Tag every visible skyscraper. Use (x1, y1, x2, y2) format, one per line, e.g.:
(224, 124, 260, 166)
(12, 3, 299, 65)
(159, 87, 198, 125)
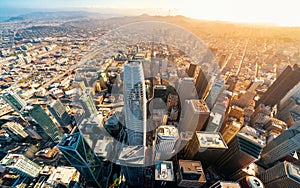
(0, 154, 41, 178)
(238, 176, 264, 188)
(57, 132, 105, 187)
(257, 64, 300, 107)
(205, 79, 224, 109)
(2, 122, 28, 141)
(195, 67, 209, 99)
(184, 132, 227, 168)
(156, 125, 179, 153)
(260, 123, 300, 167)
(177, 160, 206, 188)
(177, 77, 196, 108)
(214, 132, 265, 178)
(258, 161, 300, 188)
(155, 161, 175, 187)
(209, 181, 241, 188)
(28, 105, 63, 142)
(118, 146, 145, 187)
(187, 63, 197, 78)
(205, 112, 224, 132)
(80, 94, 97, 118)
(2, 91, 27, 116)
(153, 85, 167, 99)
(179, 100, 210, 132)
(221, 120, 242, 144)
(155, 125, 179, 160)
(47, 100, 71, 127)
(123, 61, 147, 146)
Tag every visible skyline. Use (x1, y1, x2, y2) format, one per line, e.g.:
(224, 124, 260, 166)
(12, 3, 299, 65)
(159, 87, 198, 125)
(0, 0, 300, 27)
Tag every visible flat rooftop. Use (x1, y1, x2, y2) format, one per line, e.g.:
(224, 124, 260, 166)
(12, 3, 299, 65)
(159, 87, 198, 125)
(155, 161, 174, 181)
(196, 132, 227, 149)
(179, 160, 206, 183)
(157, 125, 179, 138)
(190, 100, 209, 113)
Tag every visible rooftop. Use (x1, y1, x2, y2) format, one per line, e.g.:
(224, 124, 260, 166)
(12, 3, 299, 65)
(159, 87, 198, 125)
(118, 146, 145, 166)
(237, 132, 265, 147)
(196, 132, 227, 149)
(190, 100, 209, 113)
(45, 166, 80, 186)
(155, 161, 175, 181)
(287, 162, 300, 182)
(157, 125, 179, 138)
(179, 160, 206, 183)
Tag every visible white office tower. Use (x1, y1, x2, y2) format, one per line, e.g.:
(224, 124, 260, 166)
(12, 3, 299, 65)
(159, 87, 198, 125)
(0, 154, 42, 178)
(179, 100, 210, 133)
(205, 79, 224, 110)
(156, 125, 179, 153)
(177, 77, 196, 109)
(123, 61, 147, 146)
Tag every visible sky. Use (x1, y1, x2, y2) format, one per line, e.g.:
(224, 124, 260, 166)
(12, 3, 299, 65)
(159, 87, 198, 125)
(0, 0, 300, 26)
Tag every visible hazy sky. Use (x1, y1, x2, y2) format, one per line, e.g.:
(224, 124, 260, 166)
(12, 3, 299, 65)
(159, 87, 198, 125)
(1, 0, 299, 26)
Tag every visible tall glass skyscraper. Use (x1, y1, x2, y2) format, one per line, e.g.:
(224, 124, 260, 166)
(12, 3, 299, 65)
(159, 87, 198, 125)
(57, 132, 105, 187)
(2, 91, 27, 116)
(120, 60, 147, 188)
(123, 61, 147, 147)
(28, 105, 63, 142)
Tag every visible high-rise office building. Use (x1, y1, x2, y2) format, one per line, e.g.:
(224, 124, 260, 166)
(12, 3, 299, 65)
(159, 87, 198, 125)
(177, 77, 196, 107)
(214, 132, 265, 178)
(187, 63, 197, 78)
(177, 160, 206, 188)
(41, 166, 80, 187)
(28, 105, 63, 142)
(0, 154, 42, 178)
(175, 131, 194, 154)
(260, 123, 300, 167)
(57, 132, 105, 187)
(251, 104, 272, 126)
(280, 81, 300, 108)
(258, 161, 300, 188)
(80, 94, 97, 118)
(2, 91, 27, 116)
(156, 125, 179, 153)
(119, 60, 147, 188)
(238, 176, 264, 188)
(2, 122, 28, 141)
(205, 79, 224, 109)
(221, 120, 242, 144)
(153, 85, 167, 99)
(184, 132, 227, 168)
(118, 146, 145, 187)
(47, 100, 71, 127)
(195, 67, 209, 99)
(278, 96, 300, 126)
(155, 125, 179, 160)
(257, 64, 300, 107)
(123, 61, 147, 146)
(205, 112, 224, 132)
(262, 118, 287, 133)
(154, 161, 175, 187)
(209, 181, 241, 188)
(179, 100, 210, 132)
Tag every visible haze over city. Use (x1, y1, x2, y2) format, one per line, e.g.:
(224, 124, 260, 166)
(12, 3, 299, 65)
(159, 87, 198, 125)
(1, 0, 300, 26)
